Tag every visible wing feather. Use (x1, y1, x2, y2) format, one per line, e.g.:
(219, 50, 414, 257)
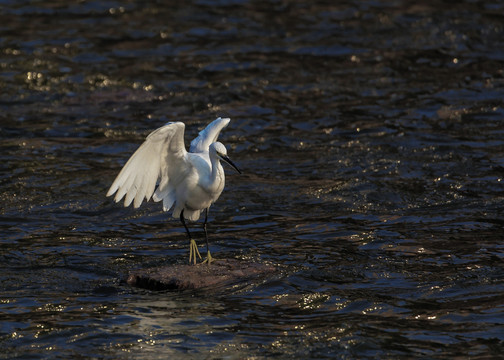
(162, 191, 176, 211)
(189, 117, 230, 153)
(107, 122, 188, 209)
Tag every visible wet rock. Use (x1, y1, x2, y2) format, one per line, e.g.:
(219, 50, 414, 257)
(127, 259, 275, 291)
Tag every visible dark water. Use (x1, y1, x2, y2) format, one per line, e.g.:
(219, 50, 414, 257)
(1, 0, 504, 358)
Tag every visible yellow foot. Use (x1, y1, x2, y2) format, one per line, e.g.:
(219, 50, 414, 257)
(200, 251, 215, 265)
(189, 239, 202, 265)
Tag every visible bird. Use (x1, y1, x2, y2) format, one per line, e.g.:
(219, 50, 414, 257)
(106, 117, 241, 265)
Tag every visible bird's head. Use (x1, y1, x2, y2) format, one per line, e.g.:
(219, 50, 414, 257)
(210, 142, 242, 174)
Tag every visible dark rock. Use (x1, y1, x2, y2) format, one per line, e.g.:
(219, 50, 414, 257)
(127, 258, 275, 291)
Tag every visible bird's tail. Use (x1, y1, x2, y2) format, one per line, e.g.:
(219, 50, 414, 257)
(173, 208, 202, 221)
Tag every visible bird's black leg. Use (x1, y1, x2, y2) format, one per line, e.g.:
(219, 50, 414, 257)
(180, 209, 201, 265)
(180, 209, 191, 239)
(201, 208, 214, 264)
(203, 208, 209, 253)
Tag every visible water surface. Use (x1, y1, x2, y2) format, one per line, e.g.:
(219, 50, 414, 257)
(1, 0, 503, 358)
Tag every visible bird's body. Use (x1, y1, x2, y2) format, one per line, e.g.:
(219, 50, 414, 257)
(107, 117, 241, 264)
(169, 143, 226, 220)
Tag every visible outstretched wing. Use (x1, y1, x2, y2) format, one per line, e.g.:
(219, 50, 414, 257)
(189, 117, 230, 153)
(107, 122, 188, 209)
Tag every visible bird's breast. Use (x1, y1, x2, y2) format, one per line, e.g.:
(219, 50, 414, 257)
(184, 184, 222, 211)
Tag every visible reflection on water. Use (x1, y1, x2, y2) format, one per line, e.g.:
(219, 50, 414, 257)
(1, 0, 504, 358)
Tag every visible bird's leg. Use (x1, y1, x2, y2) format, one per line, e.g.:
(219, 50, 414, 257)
(180, 210, 201, 265)
(201, 208, 214, 264)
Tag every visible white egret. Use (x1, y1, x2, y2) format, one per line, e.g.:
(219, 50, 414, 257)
(107, 117, 241, 265)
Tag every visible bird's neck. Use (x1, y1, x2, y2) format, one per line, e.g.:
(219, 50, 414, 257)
(205, 157, 224, 194)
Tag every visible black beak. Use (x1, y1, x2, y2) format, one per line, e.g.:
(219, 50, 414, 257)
(220, 155, 242, 174)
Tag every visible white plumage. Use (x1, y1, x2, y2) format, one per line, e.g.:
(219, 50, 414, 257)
(107, 117, 241, 264)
